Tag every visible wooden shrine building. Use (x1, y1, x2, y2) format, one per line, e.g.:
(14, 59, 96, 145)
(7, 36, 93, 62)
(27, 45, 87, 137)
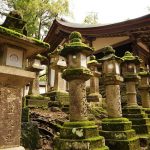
(44, 14, 150, 67)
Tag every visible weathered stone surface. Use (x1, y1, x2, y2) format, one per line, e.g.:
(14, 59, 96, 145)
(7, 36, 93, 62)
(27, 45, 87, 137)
(69, 79, 87, 121)
(0, 86, 22, 149)
(126, 82, 138, 106)
(105, 85, 122, 118)
(28, 72, 40, 95)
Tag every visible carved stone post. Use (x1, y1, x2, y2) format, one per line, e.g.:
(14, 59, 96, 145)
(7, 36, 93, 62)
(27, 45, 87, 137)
(54, 32, 109, 150)
(99, 47, 140, 150)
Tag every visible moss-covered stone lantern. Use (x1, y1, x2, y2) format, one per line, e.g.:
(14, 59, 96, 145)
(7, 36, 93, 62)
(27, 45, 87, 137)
(54, 31, 109, 150)
(46, 45, 69, 109)
(98, 46, 123, 118)
(121, 51, 150, 148)
(27, 54, 45, 96)
(99, 47, 140, 150)
(138, 67, 150, 117)
(87, 55, 102, 104)
(0, 12, 49, 150)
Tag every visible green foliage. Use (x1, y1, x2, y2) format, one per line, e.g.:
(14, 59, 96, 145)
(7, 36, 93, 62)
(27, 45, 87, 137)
(2, 0, 70, 39)
(83, 12, 98, 24)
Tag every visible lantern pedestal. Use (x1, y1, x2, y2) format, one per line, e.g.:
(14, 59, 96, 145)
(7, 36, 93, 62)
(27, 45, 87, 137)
(101, 118, 140, 150)
(47, 90, 69, 111)
(100, 76, 140, 150)
(122, 106, 150, 148)
(55, 121, 108, 150)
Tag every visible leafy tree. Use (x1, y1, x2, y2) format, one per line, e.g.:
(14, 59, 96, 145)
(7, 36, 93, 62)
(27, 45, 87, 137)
(83, 12, 98, 24)
(1, 0, 70, 39)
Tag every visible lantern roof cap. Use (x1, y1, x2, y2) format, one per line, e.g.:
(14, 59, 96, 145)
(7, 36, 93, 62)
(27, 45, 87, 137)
(87, 55, 98, 66)
(138, 67, 150, 76)
(60, 31, 94, 57)
(98, 46, 122, 63)
(122, 51, 141, 64)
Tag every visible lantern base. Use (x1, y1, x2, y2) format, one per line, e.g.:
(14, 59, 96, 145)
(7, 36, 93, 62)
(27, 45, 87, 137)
(54, 121, 109, 150)
(101, 117, 141, 150)
(46, 90, 69, 108)
(123, 106, 150, 149)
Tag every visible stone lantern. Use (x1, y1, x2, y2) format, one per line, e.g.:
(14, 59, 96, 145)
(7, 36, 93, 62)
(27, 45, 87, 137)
(54, 32, 109, 150)
(47, 46, 69, 109)
(138, 67, 150, 107)
(121, 51, 150, 148)
(99, 47, 140, 150)
(87, 55, 102, 104)
(98, 46, 123, 118)
(138, 67, 150, 117)
(27, 54, 45, 96)
(0, 14, 49, 149)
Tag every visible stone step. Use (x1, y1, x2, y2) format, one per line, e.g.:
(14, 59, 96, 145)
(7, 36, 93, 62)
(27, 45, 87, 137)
(105, 137, 140, 150)
(129, 118, 150, 125)
(132, 124, 150, 134)
(123, 113, 147, 119)
(60, 125, 99, 139)
(101, 129, 136, 140)
(55, 136, 108, 150)
(122, 107, 144, 114)
(102, 121, 132, 131)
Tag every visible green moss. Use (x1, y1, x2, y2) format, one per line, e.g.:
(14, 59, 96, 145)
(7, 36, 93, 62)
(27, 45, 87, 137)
(28, 37, 50, 48)
(0, 25, 50, 48)
(101, 46, 115, 55)
(36, 54, 48, 61)
(22, 107, 29, 122)
(21, 122, 41, 149)
(102, 117, 129, 123)
(64, 121, 95, 127)
(62, 67, 93, 81)
(122, 51, 141, 64)
(60, 31, 94, 57)
(25, 94, 44, 100)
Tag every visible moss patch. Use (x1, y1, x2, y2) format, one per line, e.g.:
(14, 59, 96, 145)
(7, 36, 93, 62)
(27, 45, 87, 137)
(0, 25, 50, 48)
(62, 67, 93, 81)
(64, 121, 95, 127)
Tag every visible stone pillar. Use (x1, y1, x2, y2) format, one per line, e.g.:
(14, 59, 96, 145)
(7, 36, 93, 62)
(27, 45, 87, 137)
(126, 81, 138, 106)
(105, 84, 122, 117)
(99, 47, 140, 150)
(53, 68, 67, 91)
(69, 79, 87, 121)
(28, 72, 40, 95)
(54, 32, 109, 150)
